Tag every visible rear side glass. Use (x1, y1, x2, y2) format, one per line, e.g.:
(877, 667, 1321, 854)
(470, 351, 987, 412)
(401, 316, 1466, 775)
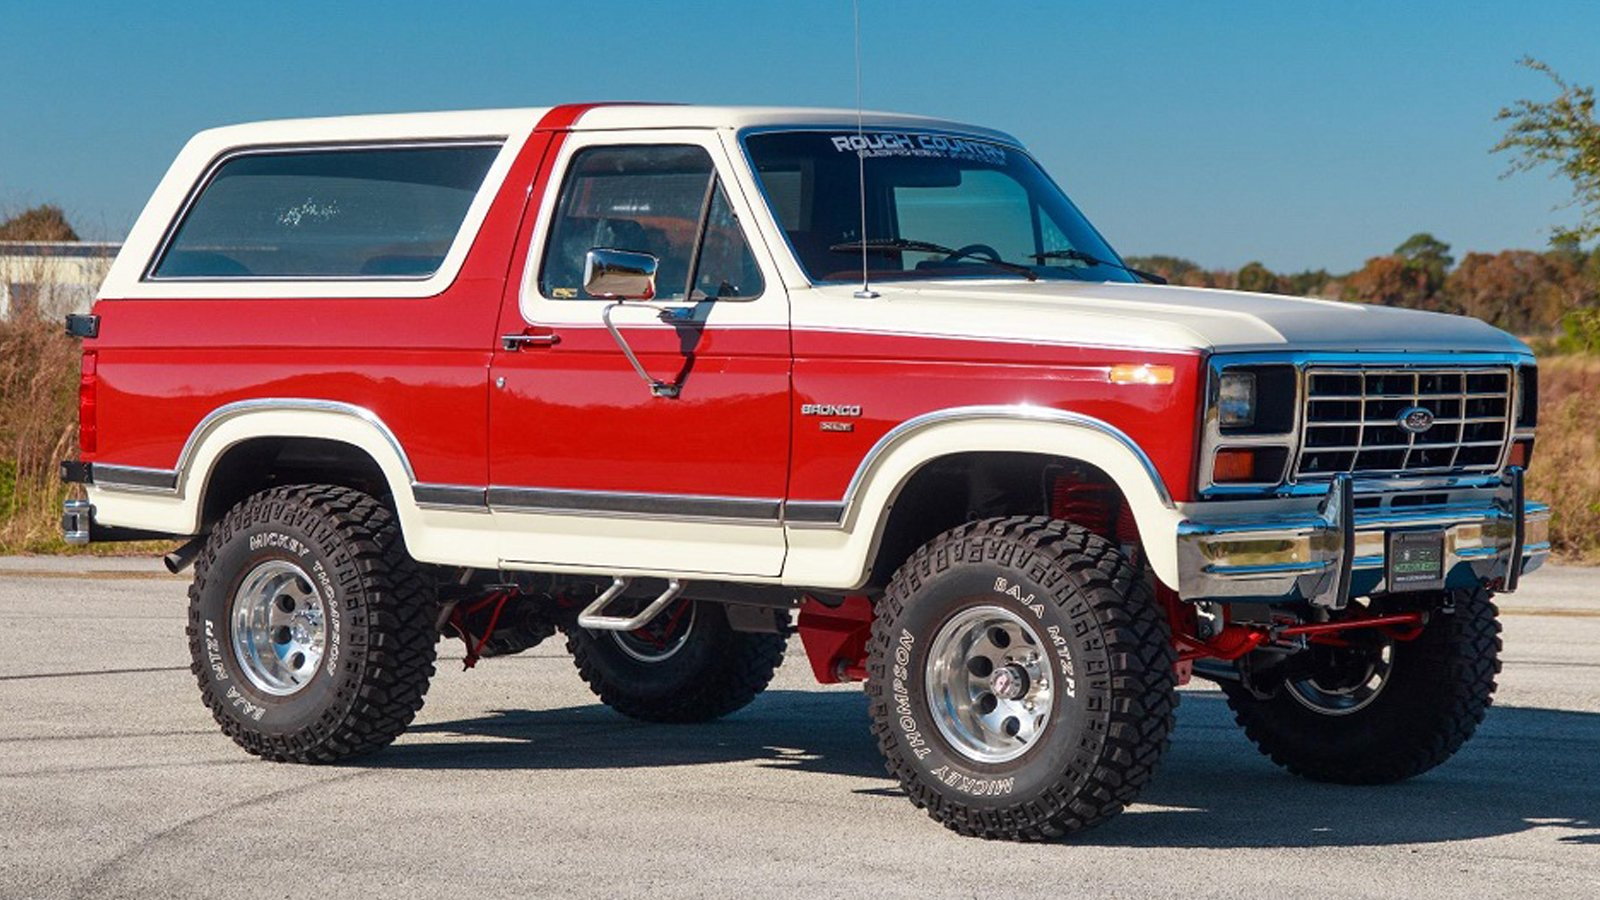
(150, 143, 501, 279)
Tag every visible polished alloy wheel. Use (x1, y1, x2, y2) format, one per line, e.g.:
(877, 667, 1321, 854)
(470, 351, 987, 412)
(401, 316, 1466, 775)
(925, 605, 1053, 763)
(230, 559, 327, 696)
(610, 599, 697, 663)
(1285, 643, 1394, 716)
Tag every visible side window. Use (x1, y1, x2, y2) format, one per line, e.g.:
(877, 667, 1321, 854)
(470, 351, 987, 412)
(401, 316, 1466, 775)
(693, 185, 764, 300)
(539, 144, 763, 301)
(151, 143, 501, 279)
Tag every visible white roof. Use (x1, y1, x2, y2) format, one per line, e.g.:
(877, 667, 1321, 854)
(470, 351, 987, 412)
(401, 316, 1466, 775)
(184, 104, 1020, 149)
(100, 104, 1023, 302)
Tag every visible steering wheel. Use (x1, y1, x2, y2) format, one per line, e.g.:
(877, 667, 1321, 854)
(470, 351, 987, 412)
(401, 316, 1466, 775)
(944, 243, 1003, 264)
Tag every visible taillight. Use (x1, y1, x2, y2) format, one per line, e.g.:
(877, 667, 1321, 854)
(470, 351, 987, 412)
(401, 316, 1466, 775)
(78, 350, 97, 457)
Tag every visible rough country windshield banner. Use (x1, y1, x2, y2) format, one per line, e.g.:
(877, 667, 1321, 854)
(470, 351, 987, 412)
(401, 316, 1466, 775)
(828, 131, 1009, 165)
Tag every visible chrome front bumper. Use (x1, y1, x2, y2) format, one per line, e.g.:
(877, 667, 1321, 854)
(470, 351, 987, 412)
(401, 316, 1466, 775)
(1176, 469, 1549, 608)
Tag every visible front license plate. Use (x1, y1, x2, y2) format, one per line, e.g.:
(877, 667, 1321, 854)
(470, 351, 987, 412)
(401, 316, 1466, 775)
(1388, 530, 1446, 592)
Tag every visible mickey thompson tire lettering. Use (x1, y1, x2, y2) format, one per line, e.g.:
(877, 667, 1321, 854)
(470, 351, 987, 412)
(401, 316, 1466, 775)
(185, 485, 437, 763)
(866, 516, 1177, 841)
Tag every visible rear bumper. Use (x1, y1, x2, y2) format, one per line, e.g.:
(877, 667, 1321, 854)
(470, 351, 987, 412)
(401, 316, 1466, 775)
(62, 499, 92, 545)
(1176, 469, 1548, 607)
(61, 499, 177, 545)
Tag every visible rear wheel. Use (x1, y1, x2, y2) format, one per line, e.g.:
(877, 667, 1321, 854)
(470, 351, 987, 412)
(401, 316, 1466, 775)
(564, 598, 788, 723)
(1221, 586, 1501, 784)
(186, 485, 437, 763)
(868, 517, 1177, 841)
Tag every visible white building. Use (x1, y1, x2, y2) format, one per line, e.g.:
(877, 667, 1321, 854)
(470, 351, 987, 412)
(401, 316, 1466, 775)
(0, 241, 119, 319)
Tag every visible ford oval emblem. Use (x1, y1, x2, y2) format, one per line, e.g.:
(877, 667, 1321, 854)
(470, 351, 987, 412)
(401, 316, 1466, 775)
(1398, 406, 1436, 434)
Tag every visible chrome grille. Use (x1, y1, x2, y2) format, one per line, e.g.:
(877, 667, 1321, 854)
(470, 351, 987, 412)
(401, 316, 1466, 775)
(1295, 367, 1512, 479)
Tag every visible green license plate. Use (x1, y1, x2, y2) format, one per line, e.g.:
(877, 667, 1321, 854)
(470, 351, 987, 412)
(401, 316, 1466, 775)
(1388, 530, 1445, 592)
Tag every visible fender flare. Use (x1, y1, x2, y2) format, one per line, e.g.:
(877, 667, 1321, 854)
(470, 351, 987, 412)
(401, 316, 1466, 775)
(783, 406, 1188, 590)
(90, 399, 426, 537)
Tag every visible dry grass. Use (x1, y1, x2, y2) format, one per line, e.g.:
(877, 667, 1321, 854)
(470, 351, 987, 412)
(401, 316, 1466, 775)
(1526, 355, 1600, 562)
(0, 250, 165, 556)
(0, 308, 80, 553)
(0, 313, 168, 556)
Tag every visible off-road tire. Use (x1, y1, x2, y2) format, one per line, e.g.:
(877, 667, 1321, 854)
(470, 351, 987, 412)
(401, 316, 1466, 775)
(565, 600, 788, 723)
(186, 485, 437, 762)
(868, 517, 1177, 841)
(1220, 585, 1501, 784)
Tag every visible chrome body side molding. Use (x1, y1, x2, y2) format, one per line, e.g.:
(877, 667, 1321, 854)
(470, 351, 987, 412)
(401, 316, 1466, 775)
(413, 484, 488, 511)
(93, 464, 181, 493)
(488, 486, 783, 523)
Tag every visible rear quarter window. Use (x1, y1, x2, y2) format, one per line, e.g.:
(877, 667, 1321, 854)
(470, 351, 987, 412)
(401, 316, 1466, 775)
(149, 143, 501, 280)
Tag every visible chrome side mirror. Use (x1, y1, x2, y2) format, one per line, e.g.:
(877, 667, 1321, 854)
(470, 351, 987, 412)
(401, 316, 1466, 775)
(583, 248, 658, 300)
(587, 247, 677, 398)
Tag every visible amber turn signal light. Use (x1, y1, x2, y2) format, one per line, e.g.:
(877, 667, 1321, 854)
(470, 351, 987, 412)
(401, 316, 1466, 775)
(1107, 364, 1175, 385)
(1509, 438, 1534, 470)
(1212, 448, 1258, 483)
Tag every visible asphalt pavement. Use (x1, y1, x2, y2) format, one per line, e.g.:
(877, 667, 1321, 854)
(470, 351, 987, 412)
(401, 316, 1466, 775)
(1, 556, 1596, 899)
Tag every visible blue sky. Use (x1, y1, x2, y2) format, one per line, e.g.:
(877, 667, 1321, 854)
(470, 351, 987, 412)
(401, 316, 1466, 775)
(2, 0, 1596, 272)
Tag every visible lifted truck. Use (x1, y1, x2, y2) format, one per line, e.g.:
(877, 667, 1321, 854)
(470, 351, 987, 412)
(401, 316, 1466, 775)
(62, 104, 1547, 840)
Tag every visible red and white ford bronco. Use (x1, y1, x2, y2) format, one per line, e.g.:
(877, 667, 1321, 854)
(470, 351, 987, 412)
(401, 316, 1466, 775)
(63, 104, 1546, 840)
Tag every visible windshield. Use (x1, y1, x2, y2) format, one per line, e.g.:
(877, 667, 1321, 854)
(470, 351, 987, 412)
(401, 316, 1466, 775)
(743, 129, 1136, 285)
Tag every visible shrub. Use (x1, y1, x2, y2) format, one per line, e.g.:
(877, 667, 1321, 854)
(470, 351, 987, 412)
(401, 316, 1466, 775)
(1526, 356, 1600, 561)
(0, 311, 80, 552)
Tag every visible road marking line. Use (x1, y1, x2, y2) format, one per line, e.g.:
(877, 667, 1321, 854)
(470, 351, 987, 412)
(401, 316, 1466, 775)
(0, 665, 189, 682)
(1498, 607, 1600, 618)
(0, 567, 178, 581)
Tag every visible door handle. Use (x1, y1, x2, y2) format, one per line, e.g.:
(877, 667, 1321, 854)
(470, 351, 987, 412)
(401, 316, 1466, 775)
(501, 329, 561, 351)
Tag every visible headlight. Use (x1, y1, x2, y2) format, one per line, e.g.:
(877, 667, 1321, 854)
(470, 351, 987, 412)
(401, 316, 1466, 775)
(1218, 371, 1256, 429)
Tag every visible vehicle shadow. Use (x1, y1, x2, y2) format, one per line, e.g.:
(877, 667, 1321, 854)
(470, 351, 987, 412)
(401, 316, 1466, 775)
(375, 688, 1600, 849)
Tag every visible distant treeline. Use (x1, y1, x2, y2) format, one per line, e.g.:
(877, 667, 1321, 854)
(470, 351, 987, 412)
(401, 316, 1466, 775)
(1127, 233, 1600, 352)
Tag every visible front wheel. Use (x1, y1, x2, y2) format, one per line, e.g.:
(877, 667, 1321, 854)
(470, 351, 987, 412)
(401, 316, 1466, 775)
(868, 517, 1177, 841)
(1221, 586, 1501, 784)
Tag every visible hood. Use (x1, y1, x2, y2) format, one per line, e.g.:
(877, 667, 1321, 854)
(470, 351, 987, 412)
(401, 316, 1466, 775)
(807, 279, 1530, 357)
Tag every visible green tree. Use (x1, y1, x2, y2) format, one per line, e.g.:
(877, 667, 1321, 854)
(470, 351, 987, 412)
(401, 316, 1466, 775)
(1557, 307, 1600, 354)
(1283, 269, 1334, 297)
(1235, 260, 1279, 294)
(1494, 58, 1600, 244)
(1395, 232, 1454, 291)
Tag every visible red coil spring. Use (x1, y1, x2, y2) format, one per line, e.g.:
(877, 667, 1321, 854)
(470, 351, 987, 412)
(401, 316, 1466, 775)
(1051, 476, 1139, 545)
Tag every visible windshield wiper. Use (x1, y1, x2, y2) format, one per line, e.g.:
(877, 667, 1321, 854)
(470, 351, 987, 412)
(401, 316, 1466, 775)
(830, 238, 1037, 281)
(1031, 248, 1167, 285)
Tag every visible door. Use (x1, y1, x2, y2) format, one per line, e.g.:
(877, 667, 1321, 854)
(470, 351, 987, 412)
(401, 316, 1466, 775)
(489, 130, 792, 577)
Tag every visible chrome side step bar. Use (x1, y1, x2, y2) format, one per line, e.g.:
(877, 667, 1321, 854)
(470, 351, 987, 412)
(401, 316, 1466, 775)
(577, 577, 686, 631)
